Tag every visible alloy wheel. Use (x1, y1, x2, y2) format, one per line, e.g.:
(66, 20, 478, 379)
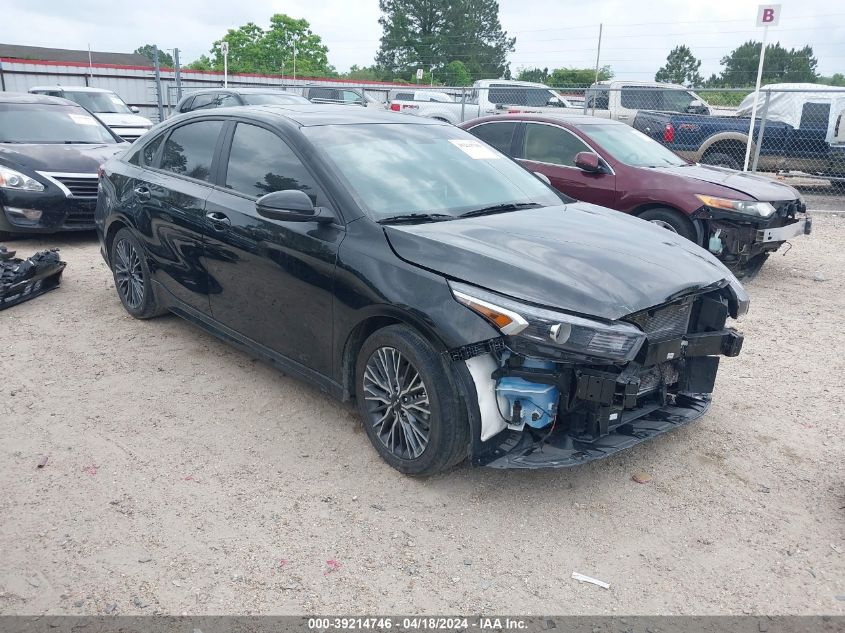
(113, 238, 144, 310)
(362, 346, 431, 460)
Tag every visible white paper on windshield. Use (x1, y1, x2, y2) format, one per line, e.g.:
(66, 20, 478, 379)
(109, 96, 124, 106)
(449, 139, 500, 159)
(68, 113, 98, 126)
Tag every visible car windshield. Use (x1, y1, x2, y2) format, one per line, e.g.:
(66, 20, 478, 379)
(303, 123, 562, 220)
(581, 124, 687, 168)
(63, 91, 132, 114)
(243, 93, 310, 105)
(0, 103, 118, 144)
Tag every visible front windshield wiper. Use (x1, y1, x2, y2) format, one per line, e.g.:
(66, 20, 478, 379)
(458, 202, 542, 219)
(377, 213, 455, 225)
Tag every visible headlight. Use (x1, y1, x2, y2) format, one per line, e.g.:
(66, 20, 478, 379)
(450, 281, 646, 362)
(0, 166, 45, 192)
(695, 194, 775, 218)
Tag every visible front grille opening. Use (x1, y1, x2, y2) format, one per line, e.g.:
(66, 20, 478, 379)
(50, 175, 99, 199)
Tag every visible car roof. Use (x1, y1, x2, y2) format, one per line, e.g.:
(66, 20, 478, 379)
(474, 79, 551, 88)
(0, 91, 80, 106)
(180, 103, 443, 127)
(465, 113, 625, 127)
(29, 86, 115, 93)
(187, 87, 306, 95)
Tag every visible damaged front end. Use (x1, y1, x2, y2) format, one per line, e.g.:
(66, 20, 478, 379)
(0, 245, 66, 310)
(449, 279, 746, 469)
(693, 197, 811, 277)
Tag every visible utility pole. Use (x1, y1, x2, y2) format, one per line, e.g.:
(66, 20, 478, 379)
(173, 48, 183, 101)
(293, 44, 297, 80)
(593, 24, 603, 85)
(0, 58, 5, 92)
(221, 41, 229, 88)
(153, 45, 164, 122)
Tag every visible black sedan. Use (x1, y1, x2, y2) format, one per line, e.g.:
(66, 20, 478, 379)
(174, 88, 311, 115)
(96, 104, 747, 475)
(0, 93, 127, 239)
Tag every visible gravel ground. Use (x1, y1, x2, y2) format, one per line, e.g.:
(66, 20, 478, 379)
(1, 217, 843, 616)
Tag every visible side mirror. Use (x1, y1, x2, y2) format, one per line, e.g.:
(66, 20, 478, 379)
(130, 106, 140, 113)
(686, 99, 707, 114)
(533, 172, 552, 186)
(574, 152, 603, 173)
(255, 190, 332, 223)
(547, 97, 562, 107)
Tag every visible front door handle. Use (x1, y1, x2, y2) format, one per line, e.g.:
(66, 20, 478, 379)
(206, 211, 231, 229)
(134, 185, 151, 201)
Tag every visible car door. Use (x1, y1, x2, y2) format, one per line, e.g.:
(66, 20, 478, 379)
(517, 122, 616, 207)
(202, 121, 344, 376)
(130, 119, 225, 313)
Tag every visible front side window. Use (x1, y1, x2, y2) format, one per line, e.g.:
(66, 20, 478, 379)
(469, 122, 517, 154)
(661, 90, 697, 113)
(303, 123, 560, 220)
(522, 123, 591, 167)
(0, 103, 117, 144)
(160, 120, 224, 181)
(224, 123, 325, 205)
(342, 90, 363, 104)
(586, 89, 610, 110)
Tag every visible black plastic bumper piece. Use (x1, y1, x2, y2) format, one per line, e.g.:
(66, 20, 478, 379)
(0, 247, 66, 310)
(475, 394, 710, 469)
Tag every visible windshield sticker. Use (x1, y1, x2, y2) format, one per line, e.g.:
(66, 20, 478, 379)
(449, 139, 501, 159)
(68, 113, 98, 126)
(109, 96, 124, 106)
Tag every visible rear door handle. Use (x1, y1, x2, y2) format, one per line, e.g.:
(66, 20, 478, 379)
(206, 211, 231, 229)
(134, 185, 151, 201)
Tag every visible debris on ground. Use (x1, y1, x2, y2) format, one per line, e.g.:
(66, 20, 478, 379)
(632, 472, 653, 484)
(0, 246, 66, 311)
(325, 560, 341, 575)
(571, 572, 610, 589)
(36, 456, 49, 469)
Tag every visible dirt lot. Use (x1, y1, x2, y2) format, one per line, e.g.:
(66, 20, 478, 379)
(1, 216, 843, 616)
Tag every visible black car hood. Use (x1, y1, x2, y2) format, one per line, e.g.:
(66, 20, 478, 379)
(655, 163, 799, 202)
(0, 143, 127, 173)
(384, 203, 732, 321)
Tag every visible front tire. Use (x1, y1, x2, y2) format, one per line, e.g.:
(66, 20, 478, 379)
(355, 325, 469, 476)
(110, 228, 166, 319)
(638, 207, 697, 243)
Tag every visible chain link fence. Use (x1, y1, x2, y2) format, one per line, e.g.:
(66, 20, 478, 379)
(159, 81, 845, 209)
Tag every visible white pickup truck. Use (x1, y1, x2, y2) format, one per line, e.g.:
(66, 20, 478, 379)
(388, 79, 577, 125)
(583, 80, 715, 124)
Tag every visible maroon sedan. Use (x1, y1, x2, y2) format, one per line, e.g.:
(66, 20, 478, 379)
(461, 114, 811, 273)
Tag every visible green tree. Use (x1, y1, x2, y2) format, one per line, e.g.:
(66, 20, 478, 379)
(547, 66, 612, 87)
(655, 45, 703, 86)
(196, 14, 334, 77)
(134, 45, 174, 68)
(441, 60, 472, 86)
(819, 73, 845, 86)
(516, 67, 549, 83)
(376, 0, 515, 81)
(719, 41, 819, 86)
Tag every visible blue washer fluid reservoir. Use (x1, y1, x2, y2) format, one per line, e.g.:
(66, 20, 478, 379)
(495, 359, 558, 429)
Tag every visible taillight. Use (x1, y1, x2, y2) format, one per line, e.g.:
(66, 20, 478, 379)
(390, 103, 401, 112)
(663, 123, 675, 143)
(97, 164, 105, 179)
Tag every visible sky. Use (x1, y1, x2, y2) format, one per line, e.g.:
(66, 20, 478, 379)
(1, 0, 843, 81)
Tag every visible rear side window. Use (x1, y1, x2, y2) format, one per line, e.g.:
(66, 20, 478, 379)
(189, 93, 216, 111)
(128, 132, 165, 167)
(308, 88, 339, 101)
(469, 122, 517, 154)
(586, 89, 610, 109)
(621, 88, 657, 110)
(800, 102, 830, 128)
(216, 93, 240, 107)
(160, 120, 224, 182)
(224, 123, 327, 206)
(394, 92, 413, 101)
(522, 123, 591, 167)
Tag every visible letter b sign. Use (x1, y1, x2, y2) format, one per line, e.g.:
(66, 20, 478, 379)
(756, 4, 781, 26)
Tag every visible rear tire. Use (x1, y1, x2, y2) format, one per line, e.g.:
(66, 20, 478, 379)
(637, 207, 697, 243)
(701, 151, 741, 171)
(109, 227, 166, 319)
(355, 324, 469, 476)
